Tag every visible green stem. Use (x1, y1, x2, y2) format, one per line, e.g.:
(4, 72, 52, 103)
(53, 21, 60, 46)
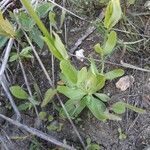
(20, 0, 53, 41)
(101, 57, 105, 74)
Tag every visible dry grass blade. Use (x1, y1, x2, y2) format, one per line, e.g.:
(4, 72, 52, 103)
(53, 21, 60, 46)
(0, 114, 76, 150)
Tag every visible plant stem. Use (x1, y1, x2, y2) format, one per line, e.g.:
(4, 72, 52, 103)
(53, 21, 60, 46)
(20, 0, 53, 41)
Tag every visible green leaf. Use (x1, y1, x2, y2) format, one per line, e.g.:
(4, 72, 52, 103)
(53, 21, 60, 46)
(9, 53, 19, 62)
(49, 12, 57, 28)
(60, 10, 66, 28)
(86, 96, 108, 121)
(36, 2, 54, 18)
(18, 102, 31, 111)
(105, 69, 124, 80)
(104, 0, 122, 29)
(90, 59, 99, 75)
(10, 85, 29, 99)
(60, 98, 86, 118)
(103, 31, 117, 55)
(124, 103, 146, 114)
(41, 88, 57, 107)
(29, 26, 44, 49)
(60, 60, 77, 84)
(77, 67, 87, 86)
(95, 74, 106, 91)
(57, 86, 86, 100)
(112, 102, 126, 114)
(94, 43, 103, 56)
(0, 12, 16, 38)
(53, 32, 69, 60)
(0, 36, 8, 48)
(39, 111, 47, 121)
(42, 36, 63, 60)
(17, 11, 35, 31)
(127, 0, 136, 5)
(94, 93, 110, 102)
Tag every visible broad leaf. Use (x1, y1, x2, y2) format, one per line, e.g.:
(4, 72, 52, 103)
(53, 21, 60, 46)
(41, 88, 57, 107)
(9, 53, 19, 62)
(103, 31, 117, 56)
(95, 74, 106, 91)
(105, 69, 124, 80)
(57, 86, 86, 100)
(94, 43, 103, 56)
(0, 12, 15, 38)
(86, 96, 108, 121)
(104, 0, 122, 29)
(10, 85, 29, 99)
(29, 26, 44, 49)
(60, 98, 86, 118)
(36, 2, 54, 18)
(17, 11, 35, 31)
(94, 93, 110, 102)
(112, 102, 126, 114)
(60, 60, 77, 84)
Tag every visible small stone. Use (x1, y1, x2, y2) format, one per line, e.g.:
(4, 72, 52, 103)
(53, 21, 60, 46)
(116, 75, 135, 91)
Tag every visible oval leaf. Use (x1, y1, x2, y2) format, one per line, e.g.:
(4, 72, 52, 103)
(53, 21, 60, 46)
(10, 85, 29, 99)
(105, 69, 124, 80)
(94, 93, 110, 102)
(60, 60, 77, 84)
(86, 96, 108, 121)
(112, 102, 126, 114)
(57, 86, 86, 100)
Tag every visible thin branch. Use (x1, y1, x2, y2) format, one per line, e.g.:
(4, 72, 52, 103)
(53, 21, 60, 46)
(47, 0, 89, 22)
(0, 114, 75, 150)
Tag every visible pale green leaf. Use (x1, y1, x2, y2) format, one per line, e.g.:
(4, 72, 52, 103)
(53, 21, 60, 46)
(105, 69, 124, 80)
(60, 98, 86, 118)
(94, 93, 110, 102)
(86, 96, 108, 121)
(77, 67, 87, 85)
(42, 36, 63, 60)
(94, 43, 103, 56)
(104, 0, 122, 29)
(9, 53, 19, 62)
(103, 31, 117, 55)
(57, 86, 86, 100)
(60, 60, 77, 84)
(53, 32, 69, 60)
(41, 88, 57, 107)
(112, 102, 126, 114)
(39, 111, 47, 121)
(0, 12, 16, 38)
(10, 85, 29, 99)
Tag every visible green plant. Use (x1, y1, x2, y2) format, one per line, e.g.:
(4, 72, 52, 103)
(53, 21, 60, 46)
(9, 46, 33, 62)
(20, 0, 145, 122)
(86, 138, 100, 150)
(118, 128, 127, 140)
(10, 85, 40, 111)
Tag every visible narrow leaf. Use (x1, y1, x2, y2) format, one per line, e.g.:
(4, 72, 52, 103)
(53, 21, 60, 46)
(94, 93, 110, 102)
(105, 69, 124, 80)
(103, 31, 117, 55)
(41, 88, 57, 107)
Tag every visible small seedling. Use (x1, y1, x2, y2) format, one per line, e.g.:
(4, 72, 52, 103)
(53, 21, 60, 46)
(86, 137, 100, 150)
(118, 128, 127, 140)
